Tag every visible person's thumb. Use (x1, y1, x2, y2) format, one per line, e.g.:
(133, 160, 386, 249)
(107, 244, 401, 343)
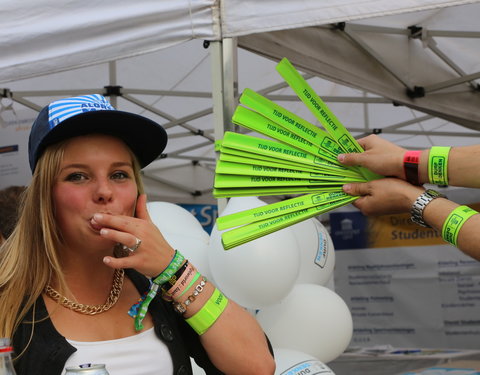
(337, 153, 363, 167)
(343, 182, 370, 197)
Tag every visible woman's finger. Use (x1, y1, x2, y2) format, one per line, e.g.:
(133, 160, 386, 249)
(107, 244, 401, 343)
(92, 212, 140, 234)
(135, 194, 151, 221)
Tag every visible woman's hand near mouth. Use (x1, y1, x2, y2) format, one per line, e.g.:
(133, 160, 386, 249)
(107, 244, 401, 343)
(94, 194, 176, 278)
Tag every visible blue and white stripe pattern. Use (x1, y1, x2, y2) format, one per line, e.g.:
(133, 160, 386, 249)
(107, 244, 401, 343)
(47, 94, 115, 129)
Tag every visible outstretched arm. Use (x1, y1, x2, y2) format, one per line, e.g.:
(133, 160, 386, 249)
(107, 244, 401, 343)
(343, 177, 480, 261)
(338, 134, 480, 188)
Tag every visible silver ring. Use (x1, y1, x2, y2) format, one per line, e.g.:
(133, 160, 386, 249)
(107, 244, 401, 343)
(123, 237, 142, 252)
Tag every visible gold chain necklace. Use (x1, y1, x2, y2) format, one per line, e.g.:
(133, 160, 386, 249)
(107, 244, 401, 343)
(44, 268, 124, 315)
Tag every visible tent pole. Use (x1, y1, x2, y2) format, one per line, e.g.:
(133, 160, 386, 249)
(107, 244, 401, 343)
(108, 61, 118, 107)
(210, 38, 238, 213)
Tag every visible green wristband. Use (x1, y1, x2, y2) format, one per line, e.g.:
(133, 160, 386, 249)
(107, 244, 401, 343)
(153, 250, 185, 285)
(442, 205, 477, 246)
(178, 271, 201, 297)
(185, 288, 228, 335)
(428, 146, 451, 185)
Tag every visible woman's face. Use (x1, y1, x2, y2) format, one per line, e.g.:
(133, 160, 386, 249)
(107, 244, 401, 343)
(53, 134, 138, 249)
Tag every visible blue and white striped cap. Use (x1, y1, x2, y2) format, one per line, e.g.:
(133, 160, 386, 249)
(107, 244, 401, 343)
(28, 94, 167, 172)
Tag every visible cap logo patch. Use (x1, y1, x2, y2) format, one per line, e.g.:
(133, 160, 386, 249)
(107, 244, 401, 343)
(48, 94, 115, 128)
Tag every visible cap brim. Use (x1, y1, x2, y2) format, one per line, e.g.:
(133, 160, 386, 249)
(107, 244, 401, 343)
(35, 110, 167, 169)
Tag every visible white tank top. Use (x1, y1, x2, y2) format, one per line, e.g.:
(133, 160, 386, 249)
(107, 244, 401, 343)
(63, 327, 173, 375)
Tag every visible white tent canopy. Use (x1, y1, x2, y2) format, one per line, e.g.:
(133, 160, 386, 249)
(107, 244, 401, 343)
(238, 5, 480, 129)
(1, 0, 480, 203)
(1, 0, 476, 83)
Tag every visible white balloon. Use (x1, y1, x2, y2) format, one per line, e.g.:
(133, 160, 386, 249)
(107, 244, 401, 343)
(147, 201, 209, 241)
(147, 201, 211, 279)
(256, 284, 353, 363)
(291, 218, 335, 286)
(219, 196, 268, 216)
(208, 197, 301, 309)
(274, 348, 336, 375)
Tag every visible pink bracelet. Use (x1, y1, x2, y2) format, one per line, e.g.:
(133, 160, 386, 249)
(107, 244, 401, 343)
(404, 150, 421, 185)
(162, 263, 197, 301)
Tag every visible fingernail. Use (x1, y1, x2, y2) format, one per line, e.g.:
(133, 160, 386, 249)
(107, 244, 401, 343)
(100, 228, 109, 235)
(343, 184, 351, 192)
(103, 257, 111, 264)
(337, 154, 345, 162)
(94, 213, 103, 221)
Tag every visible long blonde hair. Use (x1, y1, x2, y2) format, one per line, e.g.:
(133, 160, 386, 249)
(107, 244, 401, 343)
(0, 137, 144, 340)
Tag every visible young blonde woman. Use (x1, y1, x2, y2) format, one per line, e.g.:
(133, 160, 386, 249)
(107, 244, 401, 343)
(1, 95, 275, 375)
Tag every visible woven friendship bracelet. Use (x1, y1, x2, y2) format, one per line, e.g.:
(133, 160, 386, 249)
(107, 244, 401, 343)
(186, 288, 229, 335)
(153, 250, 185, 285)
(161, 260, 189, 290)
(428, 146, 451, 186)
(442, 205, 478, 246)
(404, 150, 421, 185)
(134, 282, 159, 331)
(133, 250, 185, 331)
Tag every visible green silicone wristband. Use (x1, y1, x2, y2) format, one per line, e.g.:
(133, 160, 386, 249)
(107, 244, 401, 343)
(178, 271, 201, 297)
(185, 288, 228, 335)
(428, 146, 451, 185)
(442, 205, 477, 246)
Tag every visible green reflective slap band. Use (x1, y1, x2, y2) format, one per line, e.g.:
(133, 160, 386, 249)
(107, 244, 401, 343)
(219, 147, 355, 176)
(276, 58, 382, 182)
(221, 196, 357, 250)
(213, 185, 343, 198)
(215, 160, 365, 182)
(220, 145, 314, 170)
(442, 205, 477, 246)
(221, 132, 343, 170)
(217, 191, 351, 230)
(214, 173, 364, 189)
(428, 146, 451, 186)
(239, 88, 343, 157)
(220, 145, 318, 172)
(233, 106, 340, 164)
(219, 151, 352, 177)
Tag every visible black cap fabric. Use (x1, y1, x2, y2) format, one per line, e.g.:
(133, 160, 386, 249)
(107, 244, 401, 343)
(28, 94, 167, 172)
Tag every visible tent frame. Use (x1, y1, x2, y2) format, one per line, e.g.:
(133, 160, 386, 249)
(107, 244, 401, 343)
(2, 22, 480, 200)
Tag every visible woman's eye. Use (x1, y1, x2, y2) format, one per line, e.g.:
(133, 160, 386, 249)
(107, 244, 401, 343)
(111, 171, 129, 180)
(66, 173, 86, 182)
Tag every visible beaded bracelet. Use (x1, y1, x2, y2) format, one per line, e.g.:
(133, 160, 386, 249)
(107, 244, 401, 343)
(172, 276, 207, 315)
(428, 146, 451, 186)
(186, 288, 229, 335)
(442, 205, 478, 246)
